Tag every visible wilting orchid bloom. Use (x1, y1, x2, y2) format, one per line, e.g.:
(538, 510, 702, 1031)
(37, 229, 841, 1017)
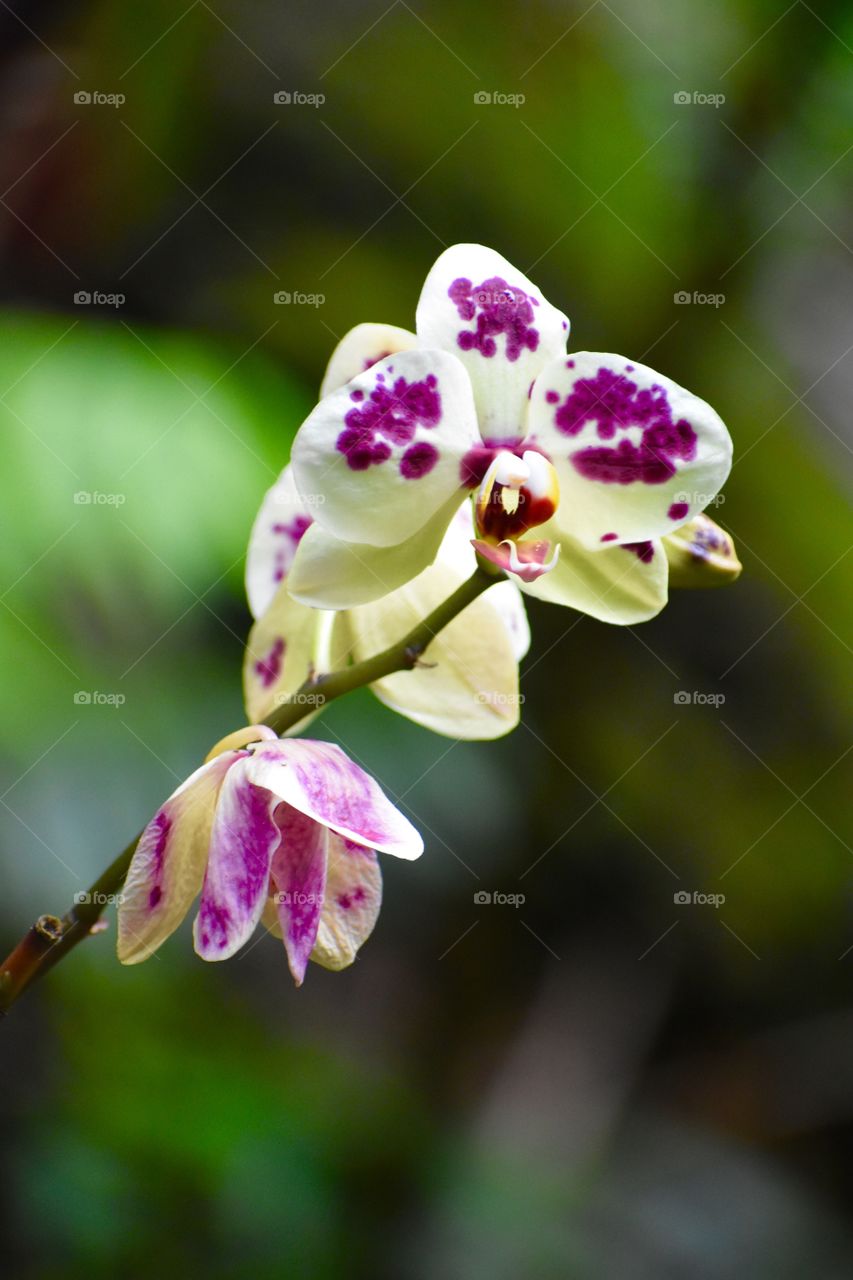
(117, 726, 422, 985)
(245, 466, 529, 738)
(287, 244, 734, 625)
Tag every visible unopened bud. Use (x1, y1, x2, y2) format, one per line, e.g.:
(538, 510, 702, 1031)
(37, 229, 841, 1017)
(664, 514, 742, 587)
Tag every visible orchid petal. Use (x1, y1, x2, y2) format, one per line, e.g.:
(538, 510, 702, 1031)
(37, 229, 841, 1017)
(243, 581, 338, 727)
(320, 322, 418, 398)
(193, 759, 281, 960)
(270, 805, 327, 985)
(311, 836, 382, 972)
(291, 348, 478, 548)
(245, 465, 314, 620)
(520, 517, 669, 624)
(345, 560, 523, 739)
(246, 740, 423, 859)
(416, 243, 569, 439)
(118, 754, 234, 963)
(528, 353, 732, 547)
(287, 492, 466, 609)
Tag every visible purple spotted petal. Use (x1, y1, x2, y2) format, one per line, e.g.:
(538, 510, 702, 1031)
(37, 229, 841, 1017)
(311, 835, 382, 972)
(193, 759, 281, 961)
(528, 353, 732, 548)
(246, 739, 423, 859)
(270, 805, 327, 985)
(117, 753, 234, 964)
(245, 465, 314, 619)
(416, 244, 569, 439)
(291, 347, 479, 549)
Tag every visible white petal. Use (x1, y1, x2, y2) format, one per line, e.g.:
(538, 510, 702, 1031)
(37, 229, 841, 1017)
(287, 492, 466, 609)
(320, 322, 418, 397)
(245, 465, 314, 619)
(521, 517, 669, 625)
(528, 353, 733, 548)
(348, 560, 524, 740)
(416, 243, 569, 439)
(291, 348, 478, 548)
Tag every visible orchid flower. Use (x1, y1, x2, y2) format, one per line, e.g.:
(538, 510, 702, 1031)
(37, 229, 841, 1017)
(117, 726, 422, 985)
(285, 244, 734, 625)
(663, 512, 742, 586)
(245, 428, 530, 736)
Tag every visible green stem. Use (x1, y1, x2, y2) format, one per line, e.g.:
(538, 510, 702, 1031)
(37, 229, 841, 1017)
(0, 565, 497, 1016)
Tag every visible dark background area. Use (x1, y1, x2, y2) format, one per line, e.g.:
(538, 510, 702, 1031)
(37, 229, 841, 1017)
(0, 1, 851, 1276)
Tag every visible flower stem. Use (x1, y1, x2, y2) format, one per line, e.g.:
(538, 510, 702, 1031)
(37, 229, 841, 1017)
(0, 564, 498, 1015)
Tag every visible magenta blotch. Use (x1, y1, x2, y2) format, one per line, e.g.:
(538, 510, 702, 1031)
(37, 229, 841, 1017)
(448, 275, 540, 361)
(668, 501, 689, 520)
(254, 636, 285, 689)
(337, 373, 442, 473)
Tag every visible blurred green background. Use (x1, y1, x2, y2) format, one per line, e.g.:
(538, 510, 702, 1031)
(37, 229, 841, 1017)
(1, 1, 851, 1276)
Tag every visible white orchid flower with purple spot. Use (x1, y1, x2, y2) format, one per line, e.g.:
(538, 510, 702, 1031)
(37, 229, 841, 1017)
(286, 244, 733, 625)
(117, 726, 422, 985)
(244, 465, 529, 739)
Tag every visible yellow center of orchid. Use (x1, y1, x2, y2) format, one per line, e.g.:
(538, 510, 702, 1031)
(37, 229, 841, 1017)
(474, 450, 560, 545)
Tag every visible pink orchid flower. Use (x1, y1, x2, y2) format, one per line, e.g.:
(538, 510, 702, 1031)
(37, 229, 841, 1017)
(117, 727, 422, 985)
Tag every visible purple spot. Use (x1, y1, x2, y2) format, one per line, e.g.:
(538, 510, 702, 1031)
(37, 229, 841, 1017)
(546, 390, 559, 404)
(668, 501, 689, 521)
(254, 636, 285, 688)
(148, 885, 162, 909)
(270, 515, 312, 585)
(600, 532, 618, 542)
(562, 320, 569, 330)
(350, 389, 364, 401)
(447, 275, 540, 361)
(553, 366, 697, 485)
(460, 445, 497, 488)
(362, 351, 391, 371)
(337, 373, 442, 472)
(400, 441, 439, 479)
(337, 893, 352, 910)
(622, 541, 655, 564)
(566, 359, 575, 368)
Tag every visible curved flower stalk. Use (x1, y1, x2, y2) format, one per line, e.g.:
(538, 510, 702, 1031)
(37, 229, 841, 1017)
(286, 243, 735, 625)
(245, 466, 529, 739)
(117, 726, 422, 985)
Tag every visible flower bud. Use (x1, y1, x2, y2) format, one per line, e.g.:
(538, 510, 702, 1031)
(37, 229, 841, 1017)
(664, 514, 742, 588)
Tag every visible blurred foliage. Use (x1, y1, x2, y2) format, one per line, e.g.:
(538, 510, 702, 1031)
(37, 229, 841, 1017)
(0, 0, 851, 1277)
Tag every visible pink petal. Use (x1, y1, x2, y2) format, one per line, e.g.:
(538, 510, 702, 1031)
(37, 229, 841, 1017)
(270, 805, 327, 986)
(193, 759, 281, 961)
